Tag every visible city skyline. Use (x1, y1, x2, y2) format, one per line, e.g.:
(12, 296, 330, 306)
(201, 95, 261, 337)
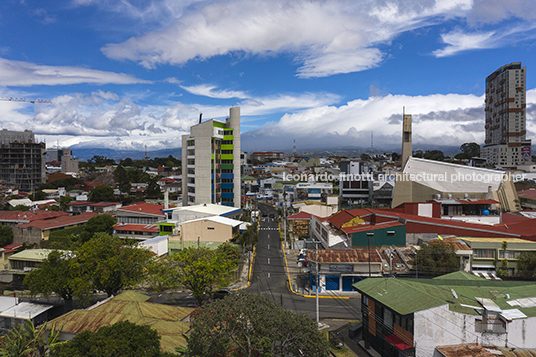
(1, 0, 536, 152)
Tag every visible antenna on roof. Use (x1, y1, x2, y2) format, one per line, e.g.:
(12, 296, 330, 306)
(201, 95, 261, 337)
(199, 113, 203, 124)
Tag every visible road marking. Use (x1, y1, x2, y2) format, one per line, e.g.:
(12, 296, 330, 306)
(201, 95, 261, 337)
(267, 244, 270, 250)
(268, 272, 271, 278)
(268, 258, 270, 264)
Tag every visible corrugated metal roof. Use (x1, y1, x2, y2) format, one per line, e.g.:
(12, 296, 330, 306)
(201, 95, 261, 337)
(353, 272, 536, 317)
(48, 291, 193, 354)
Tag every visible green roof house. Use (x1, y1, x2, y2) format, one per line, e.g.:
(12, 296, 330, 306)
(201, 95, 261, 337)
(353, 272, 536, 357)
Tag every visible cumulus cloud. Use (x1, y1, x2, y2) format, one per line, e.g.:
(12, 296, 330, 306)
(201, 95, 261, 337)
(242, 92, 489, 150)
(95, 0, 536, 76)
(101, 0, 471, 77)
(0, 57, 150, 86)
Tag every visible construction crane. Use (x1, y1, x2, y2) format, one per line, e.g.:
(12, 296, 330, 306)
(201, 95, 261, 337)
(0, 97, 52, 104)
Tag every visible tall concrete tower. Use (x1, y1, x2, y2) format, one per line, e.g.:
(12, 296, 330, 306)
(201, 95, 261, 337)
(401, 113, 412, 169)
(181, 107, 241, 207)
(481, 62, 530, 168)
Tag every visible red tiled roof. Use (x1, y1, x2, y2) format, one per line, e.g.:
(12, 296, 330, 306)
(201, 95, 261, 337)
(287, 211, 312, 220)
(328, 210, 359, 229)
(89, 202, 119, 207)
(17, 212, 99, 230)
(501, 213, 533, 224)
(67, 201, 92, 206)
(367, 208, 536, 241)
(3, 243, 22, 253)
(0, 210, 69, 223)
(341, 221, 404, 234)
(118, 202, 165, 217)
(113, 223, 159, 233)
(518, 189, 536, 200)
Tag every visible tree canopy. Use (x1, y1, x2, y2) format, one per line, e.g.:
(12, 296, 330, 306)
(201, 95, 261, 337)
(186, 292, 330, 357)
(88, 185, 115, 203)
(516, 252, 536, 278)
(414, 242, 459, 276)
(0, 225, 13, 247)
(79, 214, 116, 243)
(24, 234, 153, 305)
(170, 246, 236, 304)
(50, 321, 171, 357)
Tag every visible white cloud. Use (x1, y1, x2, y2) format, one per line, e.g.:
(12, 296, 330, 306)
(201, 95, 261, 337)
(180, 84, 249, 99)
(242, 91, 491, 150)
(433, 30, 495, 57)
(0, 57, 150, 86)
(433, 21, 536, 57)
(101, 0, 472, 77)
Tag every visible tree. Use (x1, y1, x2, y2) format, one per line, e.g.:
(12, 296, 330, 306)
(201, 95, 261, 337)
(113, 165, 131, 197)
(423, 150, 445, 161)
(460, 142, 481, 159)
(516, 252, 536, 278)
(414, 242, 459, 276)
(88, 185, 115, 203)
(79, 214, 116, 243)
(0, 225, 13, 247)
(50, 321, 170, 357)
(170, 247, 235, 304)
(25, 234, 152, 305)
(59, 196, 73, 211)
(186, 292, 330, 357)
(24, 251, 77, 302)
(391, 152, 400, 162)
(76, 233, 153, 297)
(0, 319, 61, 357)
(216, 242, 241, 266)
(145, 176, 162, 199)
(145, 257, 178, 294)
(360, 153, 371, 162)
(11, 205, 29, 211)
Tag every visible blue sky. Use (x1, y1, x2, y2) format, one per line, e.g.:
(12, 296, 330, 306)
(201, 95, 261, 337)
(1, 0, 536, 153)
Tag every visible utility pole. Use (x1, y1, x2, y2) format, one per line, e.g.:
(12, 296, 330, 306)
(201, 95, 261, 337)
(366, 232, 374, 277)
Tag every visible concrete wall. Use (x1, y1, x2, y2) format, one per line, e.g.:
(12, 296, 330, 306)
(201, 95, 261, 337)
(180, 219, 236, 242)
(415, 304, 536, 357)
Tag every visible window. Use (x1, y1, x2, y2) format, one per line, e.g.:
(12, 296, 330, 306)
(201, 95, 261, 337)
(474, 249, 494, 258)
(207, 227, 215, 230)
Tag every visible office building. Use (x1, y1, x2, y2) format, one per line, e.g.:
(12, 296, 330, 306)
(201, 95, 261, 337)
(481, 62, 531, 168)
(182, 107, 241, 207)
(46, 148, 79, 173)
(0, 129, 46, 192)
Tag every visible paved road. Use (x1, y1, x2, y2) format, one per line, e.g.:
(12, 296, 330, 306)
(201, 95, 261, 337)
(246, 202, 362, 321)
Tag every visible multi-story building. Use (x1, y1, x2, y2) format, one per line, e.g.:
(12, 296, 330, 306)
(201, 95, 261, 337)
(0, 129, 46, 192)
(181, 107, 241, 207)
(250, 151, 284, 162)
(339, 160, 373, 209)
(481, 62, 531, 168)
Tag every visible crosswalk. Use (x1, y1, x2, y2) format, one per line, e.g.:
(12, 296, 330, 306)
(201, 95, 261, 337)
(259, 227, 279, 231)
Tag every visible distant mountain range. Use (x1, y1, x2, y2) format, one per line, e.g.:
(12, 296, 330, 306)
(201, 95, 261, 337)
(69, 144, 465, 162)
(71, 147, 182, 161)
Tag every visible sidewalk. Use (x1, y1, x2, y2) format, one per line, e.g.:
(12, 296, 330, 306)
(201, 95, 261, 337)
(228, 248, 254, 290)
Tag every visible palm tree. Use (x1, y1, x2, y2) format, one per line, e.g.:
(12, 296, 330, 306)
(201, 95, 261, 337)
(0, 319, 62, 357)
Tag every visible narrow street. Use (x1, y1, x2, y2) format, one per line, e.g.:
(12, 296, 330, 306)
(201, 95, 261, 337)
(245, 202, 362, 321)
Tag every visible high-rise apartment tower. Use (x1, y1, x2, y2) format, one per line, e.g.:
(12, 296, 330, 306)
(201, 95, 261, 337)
(182, 107, 241, 207)
(0, 129, 46, 192)
(481, 62, 531, 168)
